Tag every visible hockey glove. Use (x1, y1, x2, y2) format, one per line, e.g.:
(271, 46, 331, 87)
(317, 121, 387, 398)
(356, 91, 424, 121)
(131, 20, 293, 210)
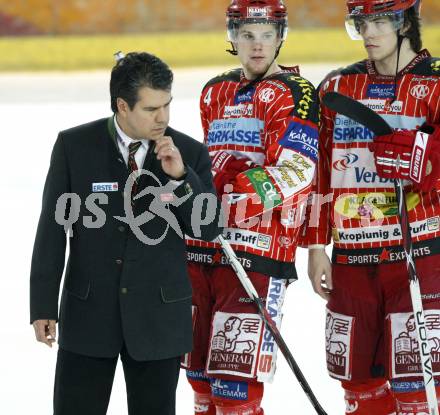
(211, 151, 255, 196)
(369, 124, 440, 192)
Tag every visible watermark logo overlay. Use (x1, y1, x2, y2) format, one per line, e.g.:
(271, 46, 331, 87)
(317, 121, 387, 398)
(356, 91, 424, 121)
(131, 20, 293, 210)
(114, 170, 190, 245)
(54, 169, 428, 245)
(55, 169, 221, 245)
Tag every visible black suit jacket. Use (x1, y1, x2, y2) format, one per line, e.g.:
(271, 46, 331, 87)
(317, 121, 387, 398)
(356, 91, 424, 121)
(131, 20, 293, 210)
(30, 117, 222, 360)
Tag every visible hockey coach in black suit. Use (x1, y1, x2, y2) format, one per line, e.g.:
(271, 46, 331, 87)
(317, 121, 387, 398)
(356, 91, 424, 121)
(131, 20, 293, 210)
(29, 52, 223, 415)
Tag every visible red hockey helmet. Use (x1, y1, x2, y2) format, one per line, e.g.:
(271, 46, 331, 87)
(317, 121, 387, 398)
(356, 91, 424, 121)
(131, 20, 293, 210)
(226, 0, 288, 42)
(345, 0, 420, 40)
(346, 0, 418, 15)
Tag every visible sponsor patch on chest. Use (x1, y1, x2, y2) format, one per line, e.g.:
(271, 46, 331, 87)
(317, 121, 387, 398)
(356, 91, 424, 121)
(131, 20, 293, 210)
(223, 104, 253, 118)
(234, 87, 256, 104)
(207, 118, 264, 147)
(92, 182, 119, 192)
(367, 84, 396, 99)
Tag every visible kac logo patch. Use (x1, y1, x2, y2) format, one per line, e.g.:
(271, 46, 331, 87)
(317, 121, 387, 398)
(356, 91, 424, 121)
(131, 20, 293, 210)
(258, 88, 275, 103)
(410, 84, 430, 100)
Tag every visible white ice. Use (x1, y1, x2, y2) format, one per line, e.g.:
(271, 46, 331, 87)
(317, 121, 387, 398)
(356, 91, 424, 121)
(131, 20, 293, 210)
(0, 64, 346, 414)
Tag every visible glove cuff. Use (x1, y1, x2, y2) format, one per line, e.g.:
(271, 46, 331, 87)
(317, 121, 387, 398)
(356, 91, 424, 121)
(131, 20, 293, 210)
(410, 130, 431, 183)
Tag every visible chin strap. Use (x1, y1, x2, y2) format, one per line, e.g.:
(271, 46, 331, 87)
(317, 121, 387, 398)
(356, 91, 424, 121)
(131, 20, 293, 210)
(274, 41, 283, 60)
(226, 42, 238, 56)
(391, 33, 404, 104)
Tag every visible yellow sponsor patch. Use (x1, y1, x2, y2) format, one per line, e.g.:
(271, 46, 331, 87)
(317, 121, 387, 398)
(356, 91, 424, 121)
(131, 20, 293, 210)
(431, 60, 440, 73)
(334, 191, 420, 220)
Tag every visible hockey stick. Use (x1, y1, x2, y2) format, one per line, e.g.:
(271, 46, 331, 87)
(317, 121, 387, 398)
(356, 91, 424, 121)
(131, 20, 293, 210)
(322, 91, 439, 415)
(217, 235, 328, 415)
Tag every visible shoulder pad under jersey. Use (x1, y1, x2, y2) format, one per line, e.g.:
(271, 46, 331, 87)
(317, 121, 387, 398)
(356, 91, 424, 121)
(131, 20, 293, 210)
(319, 61, 366, 86)
(269, 72, 319, 123)
(410, 56, 440, 76)
(339, 60, 368, 76)
(430, 58, 440, 75)
(203, 68, 241, 89)
(318, 61, 367, 94)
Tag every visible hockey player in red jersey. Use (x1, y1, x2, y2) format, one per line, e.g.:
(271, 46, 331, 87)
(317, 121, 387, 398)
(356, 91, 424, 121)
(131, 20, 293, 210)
(183, 1, 319, 414)
(304, 0, 440, 414)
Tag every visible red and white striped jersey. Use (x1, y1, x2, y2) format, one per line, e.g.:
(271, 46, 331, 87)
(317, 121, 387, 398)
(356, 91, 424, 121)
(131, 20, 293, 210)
(303, 50, 440, 265)
(186, 67, 319, 278)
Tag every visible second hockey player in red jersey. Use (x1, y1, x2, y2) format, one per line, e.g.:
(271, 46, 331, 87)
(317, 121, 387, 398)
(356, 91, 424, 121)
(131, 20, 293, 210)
(184, 1, 319, 414)
(304, 0, 440, 414)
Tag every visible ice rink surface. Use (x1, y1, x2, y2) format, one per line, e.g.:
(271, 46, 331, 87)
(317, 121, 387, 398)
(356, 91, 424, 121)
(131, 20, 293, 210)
(0, 64, 346, 414)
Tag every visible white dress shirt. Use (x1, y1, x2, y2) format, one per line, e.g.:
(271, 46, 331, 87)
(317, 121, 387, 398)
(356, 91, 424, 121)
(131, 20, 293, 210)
(113, 116, 183, 185)
(114, 116, 149, 174)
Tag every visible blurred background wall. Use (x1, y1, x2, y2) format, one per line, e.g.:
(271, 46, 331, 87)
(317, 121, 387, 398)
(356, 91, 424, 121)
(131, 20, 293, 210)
(2, 0, 439, 36)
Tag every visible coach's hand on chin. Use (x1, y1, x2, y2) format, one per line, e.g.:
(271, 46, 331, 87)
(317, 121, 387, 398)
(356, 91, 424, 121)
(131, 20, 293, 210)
(154, 136, 186, 180)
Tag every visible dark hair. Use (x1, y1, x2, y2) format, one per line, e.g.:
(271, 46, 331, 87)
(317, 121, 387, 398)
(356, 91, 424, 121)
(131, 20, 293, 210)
(403, 7, 422, 52)
(110, 52, 173, 113)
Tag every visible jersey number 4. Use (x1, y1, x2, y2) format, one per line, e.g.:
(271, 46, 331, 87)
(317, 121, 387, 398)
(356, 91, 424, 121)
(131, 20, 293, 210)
(203, 87, 213, 106)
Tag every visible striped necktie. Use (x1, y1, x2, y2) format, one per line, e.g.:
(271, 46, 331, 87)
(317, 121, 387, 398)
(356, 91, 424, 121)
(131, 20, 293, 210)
(128, 141, 142, 199)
